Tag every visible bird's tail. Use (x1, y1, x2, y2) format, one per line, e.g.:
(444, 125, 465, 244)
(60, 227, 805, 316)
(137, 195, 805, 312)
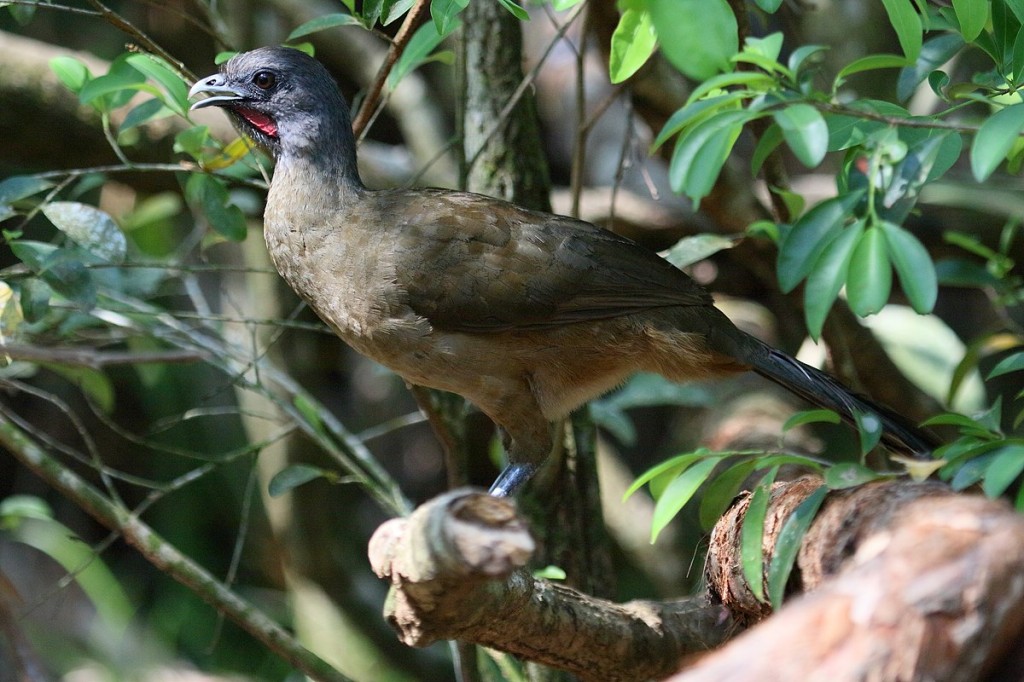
(750, 343, 939, 458)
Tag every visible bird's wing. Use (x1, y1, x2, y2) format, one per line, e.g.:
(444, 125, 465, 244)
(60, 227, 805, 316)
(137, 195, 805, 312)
(380, 189, 713, 333)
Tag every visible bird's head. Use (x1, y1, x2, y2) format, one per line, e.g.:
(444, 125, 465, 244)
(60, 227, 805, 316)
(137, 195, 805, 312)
(189, 47, 353, 163)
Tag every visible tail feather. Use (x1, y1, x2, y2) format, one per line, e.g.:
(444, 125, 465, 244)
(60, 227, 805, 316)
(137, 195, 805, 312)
(751, 345, 939, 458)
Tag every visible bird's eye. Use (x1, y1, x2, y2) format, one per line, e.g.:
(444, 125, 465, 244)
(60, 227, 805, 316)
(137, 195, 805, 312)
(252, 71, 276, 90)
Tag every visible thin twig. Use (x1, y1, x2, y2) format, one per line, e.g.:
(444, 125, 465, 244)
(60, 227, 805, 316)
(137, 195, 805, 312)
(86, 0, 195, 81)
(0, 344, 209, 368)
(351, 0, 432, 139)
(0, 415, 353, 682)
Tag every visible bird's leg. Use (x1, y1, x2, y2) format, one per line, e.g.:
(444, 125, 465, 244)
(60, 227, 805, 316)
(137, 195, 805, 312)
(487, 418, 553, 497)
(489, 462, 539, 497)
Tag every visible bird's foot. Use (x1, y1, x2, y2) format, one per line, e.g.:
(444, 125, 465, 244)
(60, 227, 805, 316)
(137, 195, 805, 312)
(488, 463, 538, 497)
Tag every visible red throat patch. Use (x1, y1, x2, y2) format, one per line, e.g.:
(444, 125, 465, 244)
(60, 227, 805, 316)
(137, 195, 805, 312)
(237, 108, 278, 138)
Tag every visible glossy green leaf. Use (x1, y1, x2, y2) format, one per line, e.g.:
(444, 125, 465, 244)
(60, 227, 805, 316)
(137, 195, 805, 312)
(42, 202, 127, 263)
(0, 176, 54, 204)
(668, 110, 752, 206)
(881, 0, 923, 60)
(496, 0, 529, 21)
(750, 122, 784, 176)
(896, 33, 965, 102)
(287, 13, 362, 39)
(430, 0, 469, 37)
(609, 8, 657, 84)
(836, 53, 909, 83)
(773, 103, 828, 167)
(981, 444, 1024, 498)
(952, 0, 989, 42)
(388, 20, 459, 88)
(824, 462, 885, 490)
(767, 484, 828, 609)
(804, 218, 865, 339)
(650, 457, 720, 542)
(741, 467, 779, 603)
(788, 44, 829, 74)
(654, 94, 745, 149)
(988, 351, 1024, 379)
(686, 71, 777, 105)
(649, 0, 738, 81)
(624, 451, 703, 500)
(49, 56, 91, 93)
(753, 0, 783, 12)
(125, 53, 190, 115)
(1011, 26, 1024, 88)
(879, 220, 937, 313)
(782, 408, 842, 432)
(776, 191, 863, 293)
(847, 227, 892, 316)
(699, 458, 756, 530)
(971, 103, 1024, 181)
(121, 98, 172, 132)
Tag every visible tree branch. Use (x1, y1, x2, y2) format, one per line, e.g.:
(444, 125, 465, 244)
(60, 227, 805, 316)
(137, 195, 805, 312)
(0, 413, 352, 682)
(368, 489, 736, 682)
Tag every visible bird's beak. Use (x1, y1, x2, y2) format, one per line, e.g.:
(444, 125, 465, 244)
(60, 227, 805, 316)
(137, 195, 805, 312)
(189, 74, 245, 111)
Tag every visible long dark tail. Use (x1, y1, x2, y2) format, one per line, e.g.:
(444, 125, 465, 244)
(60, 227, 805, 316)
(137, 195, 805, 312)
(750, 344, 939, 458)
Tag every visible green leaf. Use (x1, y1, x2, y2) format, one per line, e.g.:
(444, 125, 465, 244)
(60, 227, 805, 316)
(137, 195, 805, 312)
(847, 227, 892, 316)
(49, 56, 91, 93)
(497, 0, 529, 21)
(287, 13, 362, 40)
(552, 0, 585, 8)
(388, 20, 459, 89)
(662, 234, 737, 269)
(750, 122, 784, 176)
(824, 462, 884, 489)
(988, 351, 1024, 379)
(741, 467, 779, 603)
(78, 58, 146, 112)
(753, 0, 782, 12)
(533, 565, 568, 580)
(952, 0, 989, 42)
(649, 0, 738, 81)
(782, 408, 842, 431)
(767, 484, 828, 609)
(896, 33, 965, 102)
(11, 241, 97, 308)
(42, 202, 127, 263)
(654, 93, 745, 149)
(185, 173, 247, 241)
(776, 191, 863, 293)
(121, 98, 172, 132)
(835, 53, 909, 83)
(981, 444, 1024, 498)
(879, 220, 937, 313)
(268, 464, 336, 497)
(804, 218, 865, 339)
(125, 53, 190, 115)
(609, 8, 658, 84)
(773, 103, 828, 167)
(853, 408, 884, 455)
(431, 0, 469, 37)
(624, 449, 722, 500)
(650, 457, 719, 542)
(668, 110, 752, 206)
(971, 102, 1024, 181)
(0, 176, 54, 203)
(48, 366, 116, 413)
(881, 0, 923, 60)
(788, 44, 829, 75)
(698, 458, 755, 530)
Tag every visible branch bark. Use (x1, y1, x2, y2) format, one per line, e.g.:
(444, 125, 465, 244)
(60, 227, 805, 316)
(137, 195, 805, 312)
(368, 489, 735, 682)
(370, 480, 1024, 681)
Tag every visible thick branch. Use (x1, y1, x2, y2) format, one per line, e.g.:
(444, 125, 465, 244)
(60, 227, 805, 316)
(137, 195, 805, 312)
(368, 489, 735, 682)
(693, 477, 1024, 680)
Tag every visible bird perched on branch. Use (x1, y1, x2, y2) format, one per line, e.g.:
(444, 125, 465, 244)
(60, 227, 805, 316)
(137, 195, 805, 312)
(190, 47, 937, 496)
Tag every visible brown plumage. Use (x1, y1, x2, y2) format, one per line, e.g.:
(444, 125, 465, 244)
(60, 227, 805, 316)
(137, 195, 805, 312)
(190, 47, 937, 495)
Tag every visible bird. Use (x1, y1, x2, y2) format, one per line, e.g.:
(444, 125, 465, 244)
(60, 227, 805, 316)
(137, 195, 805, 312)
(189, 46, 938, 497)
